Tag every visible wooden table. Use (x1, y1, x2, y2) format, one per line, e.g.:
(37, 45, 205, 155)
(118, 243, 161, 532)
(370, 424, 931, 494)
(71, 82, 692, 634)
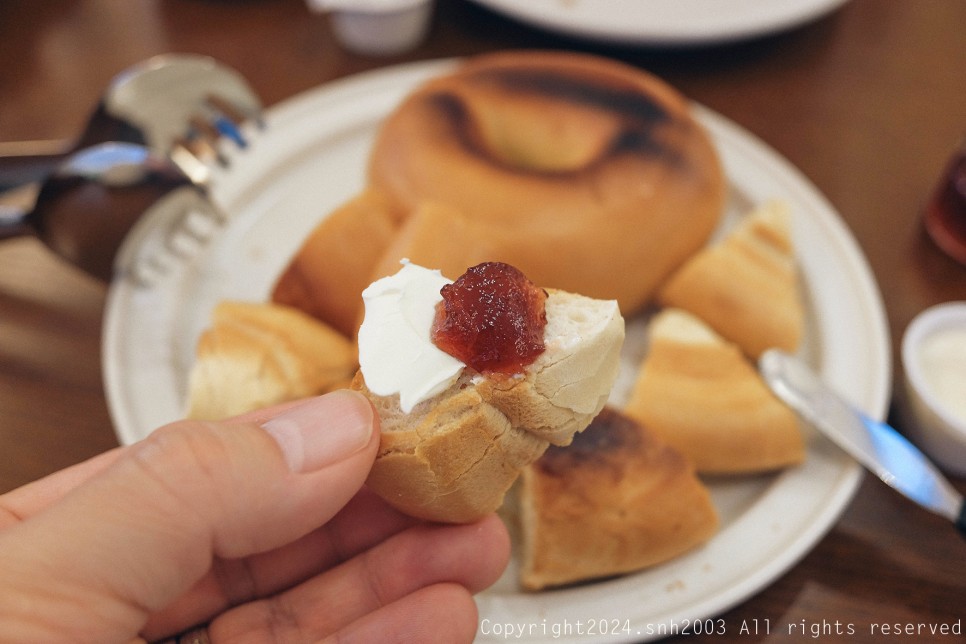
(1, 0, 963, 640)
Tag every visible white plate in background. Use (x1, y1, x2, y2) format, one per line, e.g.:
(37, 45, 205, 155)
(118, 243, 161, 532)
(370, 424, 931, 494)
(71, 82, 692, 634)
(468, 0, 849, 47)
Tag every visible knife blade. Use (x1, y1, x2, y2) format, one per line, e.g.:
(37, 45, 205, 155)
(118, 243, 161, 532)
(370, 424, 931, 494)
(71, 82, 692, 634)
(759, 349, 966, 537)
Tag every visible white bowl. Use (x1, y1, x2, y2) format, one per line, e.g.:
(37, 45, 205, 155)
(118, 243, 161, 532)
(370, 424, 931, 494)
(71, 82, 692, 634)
(307, 0, 434, 56)
(901, 301, 966, 477)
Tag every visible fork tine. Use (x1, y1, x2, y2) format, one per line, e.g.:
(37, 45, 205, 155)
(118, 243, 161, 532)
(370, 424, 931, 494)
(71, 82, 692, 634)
(206, 93, 266, 130)
(187, 114, 219, 139)
(171, 136, 214, 185)
(186, 115, 230, 165)
(167, 93, 263, 189)
(136, 89, 265, 285)
(205, 94, 265, 149)
(211, 113, 247, 148)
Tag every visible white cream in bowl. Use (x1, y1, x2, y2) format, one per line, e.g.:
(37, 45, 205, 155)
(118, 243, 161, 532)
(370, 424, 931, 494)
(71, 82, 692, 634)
(901, 302, 966, 477)
(306, 0, 434, 56)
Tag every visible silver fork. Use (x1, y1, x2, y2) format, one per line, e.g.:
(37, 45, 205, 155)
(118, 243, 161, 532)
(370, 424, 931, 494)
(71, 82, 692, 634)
(168, 92, 264, 188)
(0, 54, 262, 190)
(0, 143, 206, 282)
(0, 55, 264, 283)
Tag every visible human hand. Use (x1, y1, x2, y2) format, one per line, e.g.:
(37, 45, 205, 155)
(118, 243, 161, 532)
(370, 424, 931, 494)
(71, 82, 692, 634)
(0, 390, 510, 643)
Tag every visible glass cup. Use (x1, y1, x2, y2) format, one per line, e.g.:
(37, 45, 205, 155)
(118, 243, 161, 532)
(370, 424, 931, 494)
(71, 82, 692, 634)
(923, 139, 966, 265)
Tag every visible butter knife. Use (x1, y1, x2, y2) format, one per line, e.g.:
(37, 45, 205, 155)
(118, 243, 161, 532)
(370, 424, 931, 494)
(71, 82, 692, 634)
(759, 349, 966, 537)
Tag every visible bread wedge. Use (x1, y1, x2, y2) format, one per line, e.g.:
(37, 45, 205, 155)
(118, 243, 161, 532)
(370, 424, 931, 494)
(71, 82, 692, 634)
(658, 199, 804, 358)
(353, 286, 624, 524)
(624, 308, 805, 474)
(186, 301, 356, 420)
(271, 187, 402, 337)
(518, 407, 718, 590)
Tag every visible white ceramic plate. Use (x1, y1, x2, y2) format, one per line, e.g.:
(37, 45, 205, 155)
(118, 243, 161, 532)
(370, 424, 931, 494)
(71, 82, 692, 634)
(468, 0, 849, 47)
(103, 59, 891, 642)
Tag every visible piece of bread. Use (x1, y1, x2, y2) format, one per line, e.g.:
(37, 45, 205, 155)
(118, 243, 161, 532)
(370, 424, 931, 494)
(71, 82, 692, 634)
(272, 51, 725, 335)
(369, 199, 673, 310)
(271, 187, 402, 338)
(658, 200, 804, 358)
(186, 301, 357, 420)
(367, 51, 725, 315)
(367, 201, 501, 287)
(518, 406, 719, 591)
(624, 308, 805, 474)
(353, 288, 625, 524)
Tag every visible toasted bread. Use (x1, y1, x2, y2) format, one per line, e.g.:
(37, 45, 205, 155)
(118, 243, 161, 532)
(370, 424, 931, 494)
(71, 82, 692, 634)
(624, 308, 805, 474)
(518, 407, 718, 590)
(658, 200, 804, 358)
(186, 301, 356, 420)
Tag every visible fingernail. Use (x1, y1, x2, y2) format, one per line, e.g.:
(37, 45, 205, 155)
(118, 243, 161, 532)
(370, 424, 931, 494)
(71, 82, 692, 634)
(262, 390, 375, 473)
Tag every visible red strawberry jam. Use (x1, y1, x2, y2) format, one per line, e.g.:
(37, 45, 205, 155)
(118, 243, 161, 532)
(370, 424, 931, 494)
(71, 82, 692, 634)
(431, 262, 548, 375)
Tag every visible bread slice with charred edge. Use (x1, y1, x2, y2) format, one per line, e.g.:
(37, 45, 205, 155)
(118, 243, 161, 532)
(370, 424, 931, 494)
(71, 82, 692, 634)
(518, 406, 718, 590)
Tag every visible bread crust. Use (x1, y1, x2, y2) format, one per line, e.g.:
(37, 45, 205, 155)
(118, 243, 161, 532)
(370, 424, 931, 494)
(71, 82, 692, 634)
(518, 407, 718, 590)
(475, 289, 624, 445)
(368, 51, 725, 314)
(271, 187, 402, 337)
(625, 309, 805, 473)
(186, 301, 357, 420)
(273, 51, 725, 337)
(658, 200, 804, 358)
(354, 288, 624, 523)
(355, 373, 550, 523)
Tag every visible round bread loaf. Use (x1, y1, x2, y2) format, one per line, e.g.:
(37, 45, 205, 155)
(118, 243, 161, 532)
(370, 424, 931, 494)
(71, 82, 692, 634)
(367, 50, 726, 314)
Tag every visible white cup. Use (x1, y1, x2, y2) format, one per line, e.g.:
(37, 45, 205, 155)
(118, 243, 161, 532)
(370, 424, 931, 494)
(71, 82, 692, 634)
(901, 301, 966, 477)
(307, 0, 434, 56)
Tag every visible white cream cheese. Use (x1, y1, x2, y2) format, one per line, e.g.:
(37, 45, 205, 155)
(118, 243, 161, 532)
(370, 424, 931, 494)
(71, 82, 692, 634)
(918, 326, 966, 423)
(357, 262, 465, 413)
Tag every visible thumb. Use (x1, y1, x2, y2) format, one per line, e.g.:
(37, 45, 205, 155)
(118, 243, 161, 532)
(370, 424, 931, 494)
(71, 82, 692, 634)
(0, 389, 378, 643)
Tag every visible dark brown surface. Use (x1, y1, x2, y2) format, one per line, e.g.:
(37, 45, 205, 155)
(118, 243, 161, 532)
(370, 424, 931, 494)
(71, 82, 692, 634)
(1, 1, 964, 640)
